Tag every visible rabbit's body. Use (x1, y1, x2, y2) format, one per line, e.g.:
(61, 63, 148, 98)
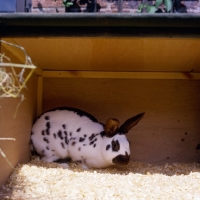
(31, 107, 144, 169)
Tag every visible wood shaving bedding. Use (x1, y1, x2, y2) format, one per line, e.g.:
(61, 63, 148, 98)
(0, 157, 200, 200)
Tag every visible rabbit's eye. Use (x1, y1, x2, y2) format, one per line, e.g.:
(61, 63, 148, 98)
(112, 140, 120, 152)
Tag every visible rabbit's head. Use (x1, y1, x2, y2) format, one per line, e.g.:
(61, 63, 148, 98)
(100, 113, 145, 166)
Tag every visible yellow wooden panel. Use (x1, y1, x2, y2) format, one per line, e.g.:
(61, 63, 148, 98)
(143, 38, 200, 72)
(0, 44, 38, 186)
(5, 37, 200, 72)
(37, 76, 43, 116)
(43, 70, 200, 80)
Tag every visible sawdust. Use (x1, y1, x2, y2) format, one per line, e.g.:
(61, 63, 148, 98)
(1, 157, 200, 200)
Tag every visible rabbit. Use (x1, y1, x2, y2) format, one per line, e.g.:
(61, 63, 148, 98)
(30, 107, 144, 169)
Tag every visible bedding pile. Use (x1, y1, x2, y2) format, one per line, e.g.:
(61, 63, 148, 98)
(0, 157, 200, 200)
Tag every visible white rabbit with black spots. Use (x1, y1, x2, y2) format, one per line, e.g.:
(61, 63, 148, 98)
(31, 107, 144, 169)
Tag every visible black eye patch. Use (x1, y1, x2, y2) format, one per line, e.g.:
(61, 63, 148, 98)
(112, 140, 120, 152)
(106, 144, 110, 151)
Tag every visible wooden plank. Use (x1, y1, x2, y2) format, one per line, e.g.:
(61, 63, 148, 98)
(37, 76, 43, 116)
(43, 71, 200, 80)
(0, 74, 37, 186)
(10, 37, 200, 73)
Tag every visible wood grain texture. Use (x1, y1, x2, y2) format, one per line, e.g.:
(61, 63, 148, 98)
(37, 76, 43, 116)
(6, 37, 200, 72)
(43, 78, 200, 164)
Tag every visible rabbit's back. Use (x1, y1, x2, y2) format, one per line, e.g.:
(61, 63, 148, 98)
(31, 108, 104, 161)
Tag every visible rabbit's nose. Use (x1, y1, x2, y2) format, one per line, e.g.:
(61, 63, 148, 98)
(112, 151, 130, 166)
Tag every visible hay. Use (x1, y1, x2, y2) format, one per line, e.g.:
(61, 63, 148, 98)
(1, 157, 200, 200)
(0, 40, 36, 99)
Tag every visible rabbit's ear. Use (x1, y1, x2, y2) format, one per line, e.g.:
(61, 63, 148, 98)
(104, 118, 119, 138)
(119, 113, 145, 134)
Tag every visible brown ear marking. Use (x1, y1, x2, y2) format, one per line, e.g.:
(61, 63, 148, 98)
(119, 112, 145, 134)
(105, 118, 119, 138)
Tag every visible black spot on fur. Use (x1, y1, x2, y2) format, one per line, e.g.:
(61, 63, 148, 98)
(46, 122, 50, 129)
(93, 144, 96, 148)
(62, 124, 66, 129)
(112, 140, 120, 152)
(84, 134, 87, 137)
(112, 151, 130, 166)
(83, 144, 86, 146)
(77, 128, 81, 132)
(58, 130, 63, 140)
(46, 146, 49, 150)
(89, 140, 95, 145)
(41, 130, 45, 136)
(61, 142, 65, 149)
(65, 136, 68, 145)
(45, 122, 51, 135)
(78, 147, 81, 151)
(100, 131, 106, 137)
(64, 131, 68, 136)
(89, 133, 98, 141)
(106, 144, 111, 150)
(46, 122, 51, 135)
(89, 138, 97, 145)
(53, 133, 57, 139)
(43, 137, 49, 143)
(89, 134, 95, 141)
(46, 129, 50, 135)
(31, 132, 34, 135)
(79, 137, 85, 142)
(72, 141, 76, 146)
(45, 116, 49, 120)
(55, 157, 72, 163)
(70, 132, 72, 137)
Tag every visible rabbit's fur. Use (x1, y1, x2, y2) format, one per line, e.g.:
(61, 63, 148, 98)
(31, 107, 144, 169)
